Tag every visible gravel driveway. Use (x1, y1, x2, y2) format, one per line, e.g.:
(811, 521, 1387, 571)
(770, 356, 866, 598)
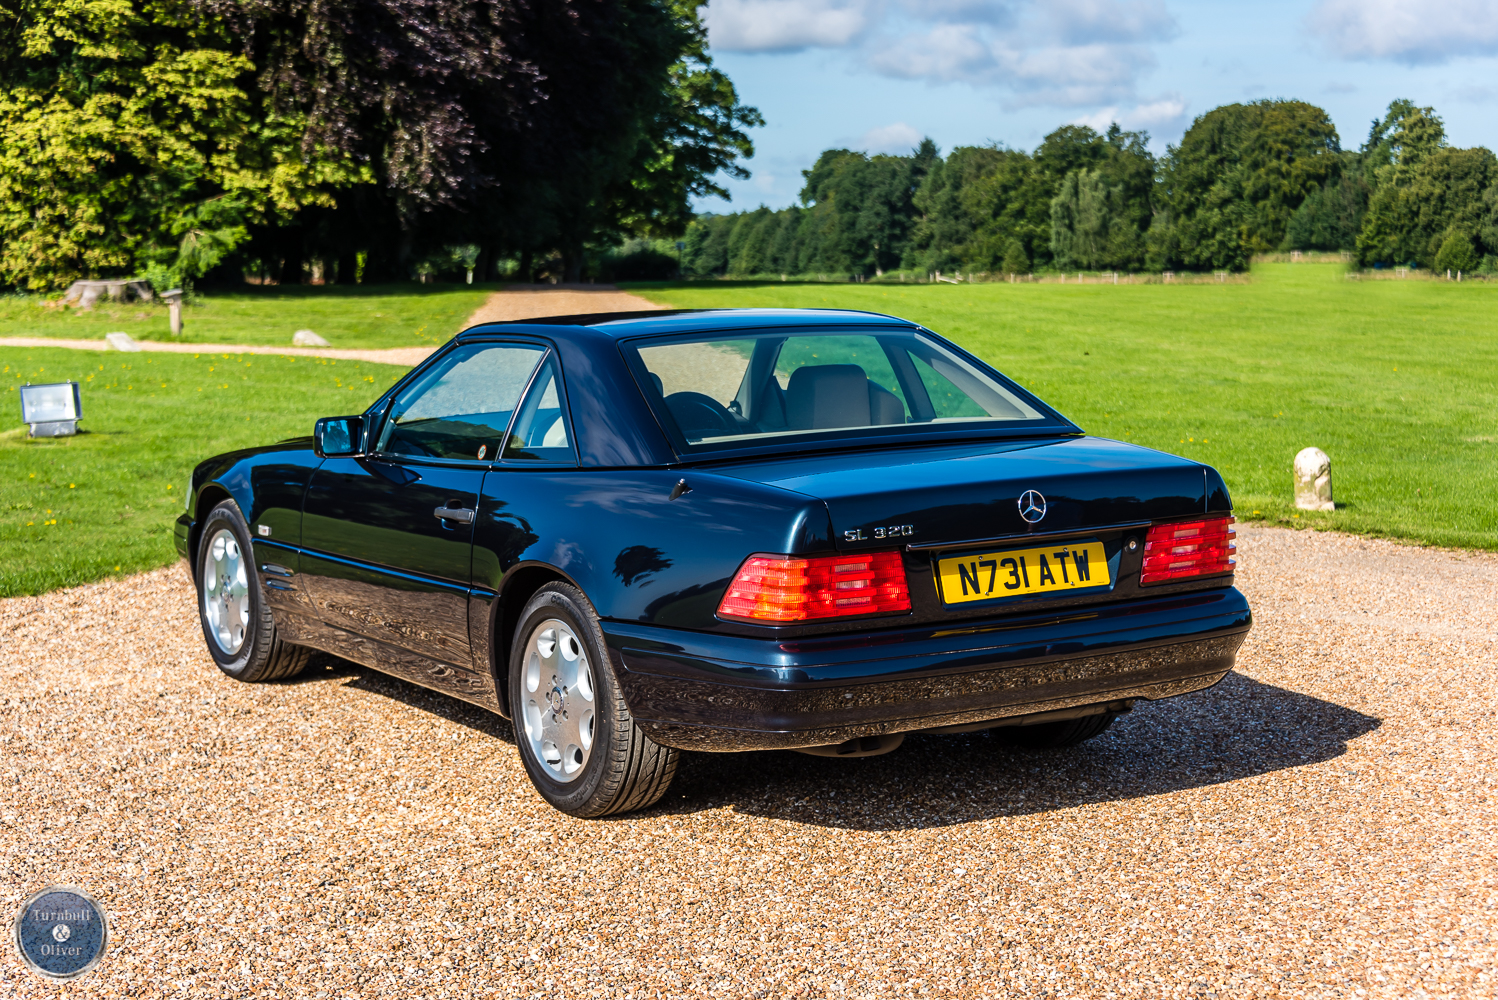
(2, 525, 1494, 998)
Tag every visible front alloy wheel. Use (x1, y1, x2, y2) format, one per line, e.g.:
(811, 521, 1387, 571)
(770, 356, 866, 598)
(202, 528, 250, 655)
(195, 500, 311, 683)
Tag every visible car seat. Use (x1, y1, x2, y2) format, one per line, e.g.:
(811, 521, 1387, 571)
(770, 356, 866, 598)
(784, 365, 905, 430)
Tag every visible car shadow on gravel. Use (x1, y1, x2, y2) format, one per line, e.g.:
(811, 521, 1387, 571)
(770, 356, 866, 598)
(304, 658, 1376, 831)
(317, 657, 520, 745)
(658, 672, 1381, 831)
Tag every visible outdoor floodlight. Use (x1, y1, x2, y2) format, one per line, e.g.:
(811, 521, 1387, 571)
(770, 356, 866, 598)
(19, 381, 82, 438)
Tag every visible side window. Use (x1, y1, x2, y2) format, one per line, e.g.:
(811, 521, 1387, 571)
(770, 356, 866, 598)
(503, 356, 575, 464)
(376, 343, 545, 461)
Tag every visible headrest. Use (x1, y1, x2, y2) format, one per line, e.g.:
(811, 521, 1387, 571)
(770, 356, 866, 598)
(785, 364, 871, 430)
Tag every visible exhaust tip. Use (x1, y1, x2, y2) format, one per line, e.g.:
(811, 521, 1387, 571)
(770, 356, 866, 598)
(792, 732, 905, 758)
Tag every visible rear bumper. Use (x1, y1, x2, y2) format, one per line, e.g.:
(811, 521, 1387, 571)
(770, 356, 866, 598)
(603, 587, 1251, 751)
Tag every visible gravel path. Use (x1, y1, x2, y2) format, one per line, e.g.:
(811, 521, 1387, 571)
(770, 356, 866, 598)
(462, 284, 663, 326)
(2, 525, 1494, 997)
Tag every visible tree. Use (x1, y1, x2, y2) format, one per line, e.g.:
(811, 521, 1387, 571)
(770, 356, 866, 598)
(1432, 228, 1479, 273)
(796, 141, 934, 276)
(1358, 145, 1497, 266)
(204, 0, 759, 282)
(1285, 171, 1368, 251)
(1001, 238, 1029, 275)
(1051, 170, 1108, 269)
(0, 0, 361, 290)
(0, 0, 759, 288)
(904, 145, 1007, 275)
(1049, 149, 1150, 272)
(1152, 100, 1342, 270)
(1351, 100, 1497, 267)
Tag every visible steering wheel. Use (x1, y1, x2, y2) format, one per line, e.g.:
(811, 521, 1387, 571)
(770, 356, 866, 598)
(664, 392, 736, 437)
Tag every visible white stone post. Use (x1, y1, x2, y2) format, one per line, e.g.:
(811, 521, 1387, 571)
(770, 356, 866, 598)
(162, 289, 184, 336)
(1293, 447, 1334, 511)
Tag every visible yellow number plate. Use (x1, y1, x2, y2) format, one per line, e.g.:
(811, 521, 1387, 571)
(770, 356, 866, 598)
(936, 540, 1110, 604)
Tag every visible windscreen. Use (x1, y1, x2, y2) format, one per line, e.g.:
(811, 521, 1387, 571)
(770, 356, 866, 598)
(628, 330, 1048, 449)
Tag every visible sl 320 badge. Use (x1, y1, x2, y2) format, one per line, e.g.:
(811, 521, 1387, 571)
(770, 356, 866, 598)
(844, 524, 915, 542)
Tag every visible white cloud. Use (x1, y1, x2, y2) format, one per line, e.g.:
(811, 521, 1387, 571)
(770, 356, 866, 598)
(1040, 0, 1176, 46)
(1310, 0, 1498, 64)
(893, 0, 1014, 25)
(706, 0, 878, 53)
(707, 0, 1177, 109)
(1071, 94, 1187, 134)
(871, 32, 1158, 107)
(858, 122, 926, 153)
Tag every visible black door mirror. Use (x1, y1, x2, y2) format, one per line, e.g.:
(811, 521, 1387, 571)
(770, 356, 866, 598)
(314, 416, 364, 458)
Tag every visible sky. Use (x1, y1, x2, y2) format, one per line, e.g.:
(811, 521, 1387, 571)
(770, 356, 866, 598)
(695, 0, 1498, 211)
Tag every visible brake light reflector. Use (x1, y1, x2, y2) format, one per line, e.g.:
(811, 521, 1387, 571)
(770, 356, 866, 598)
(1139, 516, 1236, 585)
(717, 551, 912, 622)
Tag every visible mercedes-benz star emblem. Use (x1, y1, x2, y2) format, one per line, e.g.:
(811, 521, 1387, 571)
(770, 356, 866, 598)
(1017, 490, 1047, 524)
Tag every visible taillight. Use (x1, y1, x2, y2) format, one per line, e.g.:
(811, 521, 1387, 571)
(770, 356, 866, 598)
(1139, 516, 1236, 585)
(717, 551, 912, 622)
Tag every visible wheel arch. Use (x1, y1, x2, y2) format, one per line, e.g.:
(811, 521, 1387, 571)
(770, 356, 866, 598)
(489, 562, 587, 718)
(188, 484, 238, 579)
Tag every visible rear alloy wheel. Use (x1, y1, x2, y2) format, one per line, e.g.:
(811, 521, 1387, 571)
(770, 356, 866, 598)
(196, 501, 311, 683)
(509, 583, 678, 817)
(992, 711, 1118, 749)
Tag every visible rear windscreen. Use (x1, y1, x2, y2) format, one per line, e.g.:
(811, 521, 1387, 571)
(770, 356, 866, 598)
(627, 329, 1054, 450)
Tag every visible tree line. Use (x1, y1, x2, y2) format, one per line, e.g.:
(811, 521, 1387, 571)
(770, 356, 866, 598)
(679, 99, 1498, 279)
(0, 0, 759, 291)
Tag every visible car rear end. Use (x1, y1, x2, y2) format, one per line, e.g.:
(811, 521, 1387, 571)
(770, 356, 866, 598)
(594, 315, 1250, 753)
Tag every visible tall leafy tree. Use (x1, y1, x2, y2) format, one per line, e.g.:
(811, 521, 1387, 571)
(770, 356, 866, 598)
(0, 0, 360, 290)
(202, 0, 757, 281)
(1284, 169, 1368, 251)
(796, 142, 934, 275)
(1151, 100, 1342, 270)
(904, 145, 1008, 274)
(1048, 125, 1155, 270)
(1358, 146, 1496, 267)
(1353, 100, 1496, 267)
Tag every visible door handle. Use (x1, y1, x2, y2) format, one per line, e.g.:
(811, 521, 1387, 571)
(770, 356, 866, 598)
(433, 506, 475, 525)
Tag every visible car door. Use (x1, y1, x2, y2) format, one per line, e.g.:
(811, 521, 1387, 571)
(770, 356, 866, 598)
(300, 341, 548, 675)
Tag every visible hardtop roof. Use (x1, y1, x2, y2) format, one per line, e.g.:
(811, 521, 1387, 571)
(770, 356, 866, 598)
(457, 307, 917, 343)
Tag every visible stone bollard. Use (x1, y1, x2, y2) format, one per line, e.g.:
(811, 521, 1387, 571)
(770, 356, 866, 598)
(1293, 447, 1334, 511)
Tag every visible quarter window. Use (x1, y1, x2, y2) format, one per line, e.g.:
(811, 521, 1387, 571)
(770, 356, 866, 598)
(503, 356, 575, 464)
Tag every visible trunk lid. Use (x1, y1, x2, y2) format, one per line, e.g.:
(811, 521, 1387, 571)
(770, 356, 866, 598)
(714, 436, 1208, 551)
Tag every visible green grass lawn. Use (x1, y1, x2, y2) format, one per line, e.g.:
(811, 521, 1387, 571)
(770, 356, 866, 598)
(638, 263, 1498, 550)
(0, 283, 495, 350)
(1, 348, 403, 597)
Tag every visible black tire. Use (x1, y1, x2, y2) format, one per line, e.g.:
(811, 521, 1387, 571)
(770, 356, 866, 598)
(196, 501, 311, 683)
(508, 582, 678, 817)
(992, 711, 1117, 749)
